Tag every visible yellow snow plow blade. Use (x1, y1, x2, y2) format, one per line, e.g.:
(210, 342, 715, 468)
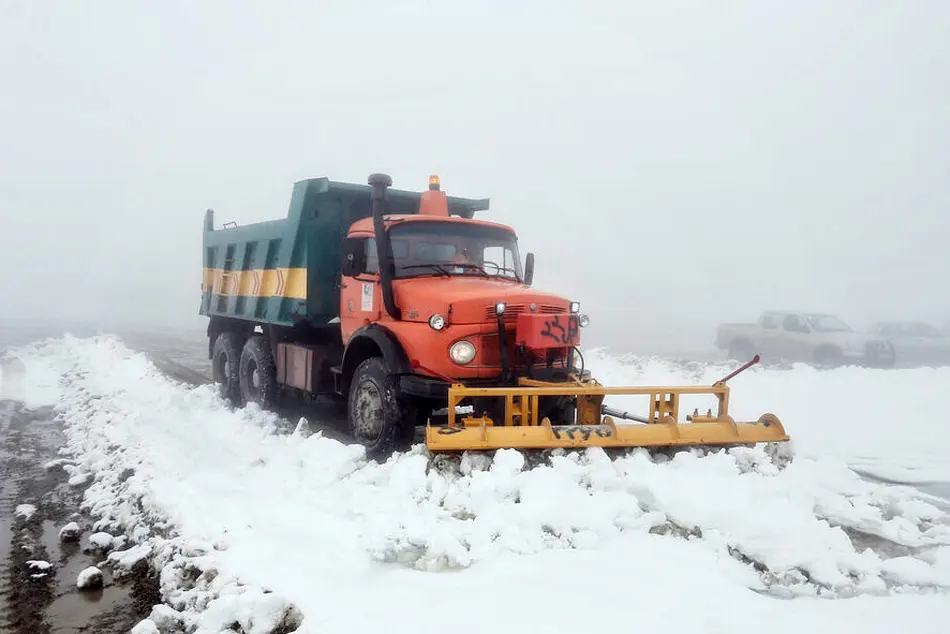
(425, 376, 789, 452)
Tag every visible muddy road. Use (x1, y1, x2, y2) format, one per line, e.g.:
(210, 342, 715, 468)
(0, 401, 161, 634)
(0, 328, 198, 634)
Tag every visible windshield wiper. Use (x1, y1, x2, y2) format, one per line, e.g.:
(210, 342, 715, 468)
(448, 263, 490, 277)
(400, 264, 452, 277)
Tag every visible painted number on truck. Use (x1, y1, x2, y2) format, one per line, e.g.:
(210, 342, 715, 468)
(361, 283, 374, 312)
(541, 315, 579, 346)
(552, 425, 613, 440)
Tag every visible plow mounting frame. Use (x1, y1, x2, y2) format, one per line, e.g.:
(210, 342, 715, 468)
(424, 369, 789, 452)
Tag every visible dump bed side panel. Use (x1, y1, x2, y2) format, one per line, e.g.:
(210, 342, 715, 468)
(200, 181, 312, 327)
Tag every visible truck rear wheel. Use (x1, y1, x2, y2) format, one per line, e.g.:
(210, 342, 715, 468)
(239, 336, 278, 409)
(348, 357, 414, 461)
(212, 332, 242, 404)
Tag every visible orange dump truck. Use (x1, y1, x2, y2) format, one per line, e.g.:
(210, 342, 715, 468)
(200, 173, 789, 459)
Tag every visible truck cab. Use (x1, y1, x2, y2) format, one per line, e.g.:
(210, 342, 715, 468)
(334, 175, 588, 452)
(340, 183, 580, 375)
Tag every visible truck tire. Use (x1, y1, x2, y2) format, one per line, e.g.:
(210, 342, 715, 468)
(212, 332, 242, 404)
(239, 336, 278, 409)
(538, 395, 577, 425)
(347, 357, 414, 461)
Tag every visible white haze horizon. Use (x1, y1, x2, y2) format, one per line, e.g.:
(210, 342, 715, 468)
(2, 1, 948, 355)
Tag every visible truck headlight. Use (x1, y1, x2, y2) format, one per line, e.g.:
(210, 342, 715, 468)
(570, 301, 581, 313)
(495, 302, 506, 315)
(578, 313, 590, 327)
(449, 340, 477, 365)
(429, 314, 446, 330)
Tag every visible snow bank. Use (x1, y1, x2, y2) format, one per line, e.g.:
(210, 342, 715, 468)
(4, 335, 950, 634)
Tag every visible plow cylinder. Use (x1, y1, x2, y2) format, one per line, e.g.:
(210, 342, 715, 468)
(601, 405, 650, 424)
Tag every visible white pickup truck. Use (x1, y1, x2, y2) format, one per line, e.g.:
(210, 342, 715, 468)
(716, 311, 895, 367)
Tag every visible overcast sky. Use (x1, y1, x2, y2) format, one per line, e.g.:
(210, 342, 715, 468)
(1, 0, 948, 352)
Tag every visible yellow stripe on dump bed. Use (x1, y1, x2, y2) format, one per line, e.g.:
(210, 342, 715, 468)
(201, 267, 307, 300)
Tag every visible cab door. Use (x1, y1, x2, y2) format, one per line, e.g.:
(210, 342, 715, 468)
(776, 313, 811, 361)
(340, 236, 381, 342)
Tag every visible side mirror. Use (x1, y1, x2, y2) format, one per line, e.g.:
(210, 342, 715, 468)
(524, 252, 535, 286)
(341, 238, 366, 277)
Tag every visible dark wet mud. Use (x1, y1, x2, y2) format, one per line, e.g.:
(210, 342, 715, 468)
(0, 401, 160, 634)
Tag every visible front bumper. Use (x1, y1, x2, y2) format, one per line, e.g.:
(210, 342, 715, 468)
(400, 374, 452, 399)
(400, 366, 588, 400)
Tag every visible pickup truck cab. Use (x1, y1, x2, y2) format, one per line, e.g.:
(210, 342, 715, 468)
(716, 311, 895, 368)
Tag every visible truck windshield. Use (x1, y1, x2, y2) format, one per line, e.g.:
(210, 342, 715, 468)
(805, 314, 852, 332)
(379, 221, 524, 281)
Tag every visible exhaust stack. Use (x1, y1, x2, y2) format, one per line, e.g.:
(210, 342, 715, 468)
(368, 172, 401, 320)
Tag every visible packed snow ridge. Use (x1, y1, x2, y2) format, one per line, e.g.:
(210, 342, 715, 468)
(2, 335, 950, 634)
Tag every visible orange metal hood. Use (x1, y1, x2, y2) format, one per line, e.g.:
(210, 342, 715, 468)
(392, 277, 572, 325)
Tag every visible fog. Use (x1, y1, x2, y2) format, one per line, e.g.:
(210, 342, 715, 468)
(2, 1, 948, 356)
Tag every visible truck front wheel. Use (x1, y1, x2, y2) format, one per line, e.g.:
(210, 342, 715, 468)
(538, 395, 577, 425)
(348, 357, 414, 461)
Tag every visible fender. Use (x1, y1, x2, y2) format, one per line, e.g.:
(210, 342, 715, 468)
(340, 324, 411, 392)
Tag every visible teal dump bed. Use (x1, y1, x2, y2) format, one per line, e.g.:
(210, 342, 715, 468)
(199, 177, 490, 327)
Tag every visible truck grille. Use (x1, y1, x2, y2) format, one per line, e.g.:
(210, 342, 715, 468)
(475, 331, 570, 367)
(483, 304, 565, 321)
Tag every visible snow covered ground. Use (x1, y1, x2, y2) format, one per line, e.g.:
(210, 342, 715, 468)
(1, 335, 949, 634)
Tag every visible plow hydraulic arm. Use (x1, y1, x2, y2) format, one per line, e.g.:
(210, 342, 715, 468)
(601, 405, 650, 424)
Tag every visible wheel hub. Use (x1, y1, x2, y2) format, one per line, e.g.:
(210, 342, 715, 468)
(354, 381, 384, 441)
(243, 359, 260, 399)
(215, 353, 230, 389)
